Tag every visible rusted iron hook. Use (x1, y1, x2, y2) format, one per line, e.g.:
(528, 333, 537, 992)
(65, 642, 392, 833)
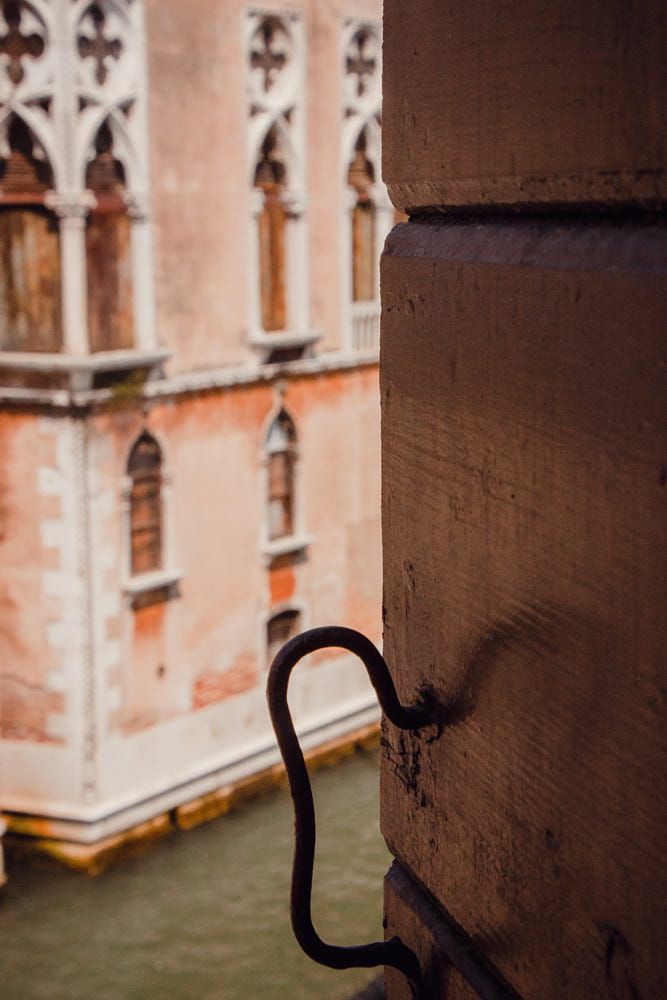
(267, 625, 435, 999)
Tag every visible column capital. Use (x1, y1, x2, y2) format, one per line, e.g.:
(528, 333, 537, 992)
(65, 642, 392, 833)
(369, 182, 394, 212)
(281, 188, 307, 218)
(45, 191, 96, 220)
(343, 185, 358, 212)
(125, 192, 151, 221)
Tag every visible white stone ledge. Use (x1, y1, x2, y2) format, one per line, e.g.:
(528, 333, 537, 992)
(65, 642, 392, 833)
(0, 348, 171, 391)
(0, 349, 380, 408)
(261, 533, 313, 565)
(247, 328, 322, 360)
(123, 568, 183, 607)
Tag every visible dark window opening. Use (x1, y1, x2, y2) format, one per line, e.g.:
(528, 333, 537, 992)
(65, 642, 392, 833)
(255, 125, 287, 332)
(266, 409, 297, 541)
(128, 432, 162, 576)
(0, 115, 61, 352)
(267, 609, 301, 665)
(85, 120, 134, 352)
(347, 129, 376, 303)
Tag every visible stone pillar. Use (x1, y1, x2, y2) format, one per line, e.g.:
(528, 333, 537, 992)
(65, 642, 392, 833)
(46, 193, 95, 355)
(380, 2, 666, 998)
(248, 187, 265, 336)
(126, 195, 157, 352)
(341, 185, 357, 351)
(370, 182, 393, 301)
(281, 188, 308, 334)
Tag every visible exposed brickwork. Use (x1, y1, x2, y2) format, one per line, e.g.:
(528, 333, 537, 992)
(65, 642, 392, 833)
(193, 652, 257, 710)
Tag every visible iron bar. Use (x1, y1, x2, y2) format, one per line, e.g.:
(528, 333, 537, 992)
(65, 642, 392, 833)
(267, 625, 434, 999)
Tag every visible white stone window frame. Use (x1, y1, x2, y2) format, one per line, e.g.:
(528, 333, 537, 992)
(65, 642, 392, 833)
(0, 0, 161, 380)
(244, 8, 320, 363)
(259, 402, 311, 566)
(340, 17, 393, 355)
(120, 428, 182, 607)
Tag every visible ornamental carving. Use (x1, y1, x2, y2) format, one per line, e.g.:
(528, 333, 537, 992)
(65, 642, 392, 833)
(0, 0, 46, 86)
(0, 0, 148, 196)
(245, 9, 304, 190)
(342, 21, 381, 116)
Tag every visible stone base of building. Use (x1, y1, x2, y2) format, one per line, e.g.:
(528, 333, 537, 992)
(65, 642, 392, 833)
(3, 720, 380, 876)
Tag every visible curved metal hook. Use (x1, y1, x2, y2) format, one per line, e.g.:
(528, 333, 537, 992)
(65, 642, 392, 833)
(267, 625, 434, 999)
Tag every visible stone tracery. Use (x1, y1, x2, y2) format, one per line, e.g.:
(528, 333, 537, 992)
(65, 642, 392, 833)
(340, 18, 389, 352)
(0, 0, 155, 355)
(245, 9, 310, 358)
(0, 0, 45, 86)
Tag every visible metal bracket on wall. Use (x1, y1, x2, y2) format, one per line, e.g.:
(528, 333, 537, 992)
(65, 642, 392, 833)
(267, 625, 435, 1000)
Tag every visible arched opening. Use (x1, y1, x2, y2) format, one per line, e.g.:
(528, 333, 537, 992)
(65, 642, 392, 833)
(127, 432, 162, 576)
(266, 409, 297, 540)
(254, 124, 287, 332)
(347, 128, 376, 303)
(85, 119, 134, 352)
(0, 115, 62, 352)
(267, 608, 301, 665)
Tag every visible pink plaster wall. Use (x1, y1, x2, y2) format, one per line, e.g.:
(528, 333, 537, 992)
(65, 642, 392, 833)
(93, 364, 380, 732)
(145, 0, 382, 371)
(0, 413, 64, 743)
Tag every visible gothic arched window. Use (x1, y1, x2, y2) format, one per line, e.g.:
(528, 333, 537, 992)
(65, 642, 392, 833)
(85, 120, 134, 352)
(266, 410, 297, 541)
(255, 125, 287, 332)
(0, 115, 62, 352)
(347, 129, 376, 303)
(127, 432, 163, 576)
(267, 608, 301, 665)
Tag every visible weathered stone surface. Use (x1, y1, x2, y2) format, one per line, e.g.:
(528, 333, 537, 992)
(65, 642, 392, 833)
(381, 219, 667, 998)
(383, 0, 667, 212)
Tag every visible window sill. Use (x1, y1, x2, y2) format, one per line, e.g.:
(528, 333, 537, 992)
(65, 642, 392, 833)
(262, 534, 312, 567)
(123, 569, 183, 609)
(0, 348, 171, 391)
(247, 330, 322, 365)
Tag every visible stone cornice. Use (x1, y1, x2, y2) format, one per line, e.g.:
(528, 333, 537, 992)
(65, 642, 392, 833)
(0, 350, 380, 412)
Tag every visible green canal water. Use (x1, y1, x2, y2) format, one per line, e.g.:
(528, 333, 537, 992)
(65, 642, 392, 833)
(1, 750, 390, 1000)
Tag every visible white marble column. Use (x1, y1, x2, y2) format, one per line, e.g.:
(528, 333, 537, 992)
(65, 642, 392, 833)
(126, 195, 157, 351)
(341, 186, 358, 352)
(282, 188, 308, 334)
(248, 187, 265, 337)
(371, 182, 395, 301)
(46, 193, 95, 355)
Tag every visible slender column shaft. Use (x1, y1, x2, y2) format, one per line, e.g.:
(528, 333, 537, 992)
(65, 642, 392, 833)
(47, 194, 94, 355)
(282, 189, 308, 334)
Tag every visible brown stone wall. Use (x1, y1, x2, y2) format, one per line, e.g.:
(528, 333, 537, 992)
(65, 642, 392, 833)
(380, 2, 666, 997)
(383, 0, 667, 213)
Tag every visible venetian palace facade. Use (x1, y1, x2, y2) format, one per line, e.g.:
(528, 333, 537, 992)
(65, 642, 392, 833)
(0, 0, 388, 864)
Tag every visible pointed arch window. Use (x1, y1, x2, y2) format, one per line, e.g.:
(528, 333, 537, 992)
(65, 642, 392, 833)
(85, 119, 134, 352)
(267, 608, 301, 665)
(255, 125, 287, 333)
(347, 129, 376, 304)
(0, 115, 62, 352)
(266, 409, 297, 541)
(128, 432, 163, 576)
(0, 0, 157, 369)
(246, 10, 315, 363)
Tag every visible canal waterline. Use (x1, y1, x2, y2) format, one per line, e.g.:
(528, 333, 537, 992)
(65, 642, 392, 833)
(1, 750, 390, 1000)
